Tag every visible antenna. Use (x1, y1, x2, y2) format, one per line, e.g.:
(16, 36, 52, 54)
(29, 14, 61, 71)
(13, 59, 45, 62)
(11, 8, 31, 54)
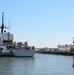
(8, 19, 11, 33)
(27, 39, 28, 46)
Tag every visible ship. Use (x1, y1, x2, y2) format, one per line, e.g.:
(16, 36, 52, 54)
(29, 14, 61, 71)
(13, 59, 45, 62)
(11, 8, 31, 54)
(0, 12, 35, 57)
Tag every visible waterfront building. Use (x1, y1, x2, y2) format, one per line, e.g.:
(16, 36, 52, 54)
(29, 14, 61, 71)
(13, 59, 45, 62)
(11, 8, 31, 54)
(58, 44, 72, 52)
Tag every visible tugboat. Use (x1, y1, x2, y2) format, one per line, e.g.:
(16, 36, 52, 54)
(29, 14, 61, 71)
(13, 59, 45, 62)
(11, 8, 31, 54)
(0, 12, 35, 57)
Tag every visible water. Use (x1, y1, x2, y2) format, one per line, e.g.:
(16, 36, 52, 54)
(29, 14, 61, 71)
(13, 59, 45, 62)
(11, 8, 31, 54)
(0, 54, 74, 75)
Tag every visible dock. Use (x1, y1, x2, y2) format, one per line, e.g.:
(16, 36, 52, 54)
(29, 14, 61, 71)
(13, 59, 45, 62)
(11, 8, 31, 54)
(36, 50, 74, 56)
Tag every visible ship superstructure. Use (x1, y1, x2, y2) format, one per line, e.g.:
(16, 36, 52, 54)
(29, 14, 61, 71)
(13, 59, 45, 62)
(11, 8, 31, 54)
(0, 12, 35, 57)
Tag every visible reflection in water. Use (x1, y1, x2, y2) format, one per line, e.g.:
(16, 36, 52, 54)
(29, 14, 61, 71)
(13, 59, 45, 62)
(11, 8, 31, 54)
(0, 57, 13, 75)
(0, 54, 74, 75)
(0, 57, 35, 75)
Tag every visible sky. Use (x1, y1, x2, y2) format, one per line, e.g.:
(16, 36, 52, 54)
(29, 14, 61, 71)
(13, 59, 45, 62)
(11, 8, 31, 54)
(0, 0, 74, 48)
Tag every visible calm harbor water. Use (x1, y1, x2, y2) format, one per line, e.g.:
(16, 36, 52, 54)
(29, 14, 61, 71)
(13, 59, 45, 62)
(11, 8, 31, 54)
(0, 54, 74, 75)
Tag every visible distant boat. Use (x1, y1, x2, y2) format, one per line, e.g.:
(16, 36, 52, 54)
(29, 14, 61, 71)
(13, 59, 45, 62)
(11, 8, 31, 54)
(0, 12, 35, 57)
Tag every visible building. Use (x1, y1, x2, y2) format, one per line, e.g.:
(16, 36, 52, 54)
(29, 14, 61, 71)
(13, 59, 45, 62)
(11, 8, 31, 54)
(58, 44, 72, 52)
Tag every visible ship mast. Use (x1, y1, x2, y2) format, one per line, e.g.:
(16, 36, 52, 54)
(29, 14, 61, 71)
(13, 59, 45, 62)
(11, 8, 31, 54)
(0, 12, 9, 33)
(0, 12, 4, 33)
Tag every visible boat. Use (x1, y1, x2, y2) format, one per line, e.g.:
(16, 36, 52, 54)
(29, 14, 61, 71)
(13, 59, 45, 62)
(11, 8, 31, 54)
(0, 12, 35, 57)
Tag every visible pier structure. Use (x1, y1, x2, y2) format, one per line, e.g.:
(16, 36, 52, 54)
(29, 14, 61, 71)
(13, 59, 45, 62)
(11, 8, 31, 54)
(72, 55, 74, 68)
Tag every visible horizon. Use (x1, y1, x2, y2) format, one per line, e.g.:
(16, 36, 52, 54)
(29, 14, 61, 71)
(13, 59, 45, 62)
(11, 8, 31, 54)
(0, 0, 74, 48)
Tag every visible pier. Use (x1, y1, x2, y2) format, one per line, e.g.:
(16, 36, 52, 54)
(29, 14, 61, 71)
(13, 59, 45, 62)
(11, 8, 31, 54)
(36, 50, 74, 56)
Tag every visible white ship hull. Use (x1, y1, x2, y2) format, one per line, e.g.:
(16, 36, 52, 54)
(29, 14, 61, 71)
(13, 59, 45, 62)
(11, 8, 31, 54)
(12, 50, 35, 57)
